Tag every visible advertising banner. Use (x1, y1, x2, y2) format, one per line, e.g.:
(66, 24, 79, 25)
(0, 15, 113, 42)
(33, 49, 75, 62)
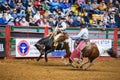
(0, 38, 6, 57)
(16, 38, 40, 57)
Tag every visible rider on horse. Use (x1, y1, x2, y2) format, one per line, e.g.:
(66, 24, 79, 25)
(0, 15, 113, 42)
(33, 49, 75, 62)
(70, 23, 89, 63)
(52, 16, 67, 46)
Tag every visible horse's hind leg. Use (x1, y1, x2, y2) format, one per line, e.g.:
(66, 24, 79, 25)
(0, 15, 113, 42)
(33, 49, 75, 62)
(37, 52, 44, 61)
(45, 53, 48, 62)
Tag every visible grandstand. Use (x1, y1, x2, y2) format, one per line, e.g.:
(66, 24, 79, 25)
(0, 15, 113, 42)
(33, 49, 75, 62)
(0, 0, 119, 28)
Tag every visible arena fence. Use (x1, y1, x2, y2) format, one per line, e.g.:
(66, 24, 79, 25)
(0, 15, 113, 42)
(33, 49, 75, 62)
(0, 25, 120, 59)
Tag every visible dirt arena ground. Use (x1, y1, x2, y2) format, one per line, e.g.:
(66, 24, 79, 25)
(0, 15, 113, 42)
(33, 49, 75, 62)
(0, 57, 120, 80)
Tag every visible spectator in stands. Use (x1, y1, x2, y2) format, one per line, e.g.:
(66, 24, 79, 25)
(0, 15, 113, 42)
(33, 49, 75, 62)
(4, 9, 13, 22)
(7, 0, 15, 8)
(48, 15, 56, 27)
(20, 16, 29, 26)
(70, 1, 79, 15)
(41, 0, 50, 11)
(34, 0, 42, 10)
(101, 12, 109, 25)
(36, 14, 44, 27)
(107, 1, 116, 13)
(72, 16, 83, 27)
(98, 0, 107, 14)
(33, 10, 41, 23)
(107, 19, 117, 28)
(29, 14, 37, 26)
(91, 0, 99, 10)
(77, 0, 86, 6)
(15, 2, 26, 13)
(48, 0, 59, 11)
(115, 12, 120, 28)
(41, 18, 50, 27)
(13, 17, 21, 26)
(91, 0, 100, 14)
(81, 9, 89, 23)
(11, 9, 18, 18)
(114, 0, 120, 11)
(0, 1, 10, 11)
(0, 13, 7, 25)
(84, 0, 93, 13)
(27, 1, 36, 15)
(65, 15, 73, 27)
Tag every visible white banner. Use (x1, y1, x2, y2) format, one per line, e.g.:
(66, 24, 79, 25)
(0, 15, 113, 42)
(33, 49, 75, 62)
(16, 38, 40, 57)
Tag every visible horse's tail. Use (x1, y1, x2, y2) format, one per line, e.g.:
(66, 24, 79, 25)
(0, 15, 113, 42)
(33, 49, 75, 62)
(107, 48, 117, 58)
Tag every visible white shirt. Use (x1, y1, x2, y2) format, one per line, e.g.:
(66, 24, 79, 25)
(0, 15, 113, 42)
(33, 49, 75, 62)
(71, 28, 89, 39)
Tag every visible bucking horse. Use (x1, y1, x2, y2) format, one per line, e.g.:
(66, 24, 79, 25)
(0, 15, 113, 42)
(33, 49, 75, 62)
(34, 31, 72, 65)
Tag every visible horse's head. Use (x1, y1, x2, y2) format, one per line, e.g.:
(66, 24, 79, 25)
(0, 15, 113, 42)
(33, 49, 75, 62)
(54, 32, 69, 42)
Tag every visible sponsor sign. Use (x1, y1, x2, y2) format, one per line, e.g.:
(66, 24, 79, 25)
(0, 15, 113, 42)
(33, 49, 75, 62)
(16, 38, 40, 57)
(0, 38, 6, 57)
(51, 50, 66, 57)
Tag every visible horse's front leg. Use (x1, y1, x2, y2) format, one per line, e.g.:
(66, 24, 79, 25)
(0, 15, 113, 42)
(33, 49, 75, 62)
(80, 60, 89, 69)
(37, 52, 44, 61)
(80, 60, 93, 70)
(82, 62, 93, 70)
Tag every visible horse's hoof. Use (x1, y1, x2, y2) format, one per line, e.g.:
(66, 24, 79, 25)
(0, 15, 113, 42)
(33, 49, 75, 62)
(36, 59, 39, 62)
(80, 66, 83, 69)
(71, 65, 77, 68)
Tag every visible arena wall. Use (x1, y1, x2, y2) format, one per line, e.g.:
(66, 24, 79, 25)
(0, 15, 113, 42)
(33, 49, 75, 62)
(0, 25, 120, 59)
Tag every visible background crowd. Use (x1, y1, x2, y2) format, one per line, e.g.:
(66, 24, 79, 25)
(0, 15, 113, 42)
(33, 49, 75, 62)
(0, 0, 120, 28)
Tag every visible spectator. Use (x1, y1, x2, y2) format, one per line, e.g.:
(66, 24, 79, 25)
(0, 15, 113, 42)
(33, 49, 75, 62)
(115, 12, 120, 28)
(13, 17, 21, 26)
(0, 13, 7, 25)
(41, 0, 50, 10)
(65, 15, 73, 27)
(107, 19, 117, 28)
(20, 16, 29, 26)
(11, 9, 18, 18)
(48, 15, 56, 27)
(85, 0, 93, 13)
(114, 0, 120, 11)
(77, 0, 86, 6)
(98, 0, 107, 12)
(29, 14, 37, 26)
(41, 18, 50, 27)
(91, 0, 100, 14)
(33, 10, 41, 23)
(0, 1, 10, 11)
(34, 0, 42, 10)
(72, 16, 83, 27)
(27, 1, 36, 15)
(4, 9, 13, 22)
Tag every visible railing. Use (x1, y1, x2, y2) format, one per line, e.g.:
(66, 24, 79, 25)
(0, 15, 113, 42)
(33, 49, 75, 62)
(0, 25, 120, 58)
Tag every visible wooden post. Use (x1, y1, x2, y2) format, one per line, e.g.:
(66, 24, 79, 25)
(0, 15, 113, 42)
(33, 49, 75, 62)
(5, 25, 11, 59)
(113, 28, 118, 56)
(44, 26, 49, 37)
